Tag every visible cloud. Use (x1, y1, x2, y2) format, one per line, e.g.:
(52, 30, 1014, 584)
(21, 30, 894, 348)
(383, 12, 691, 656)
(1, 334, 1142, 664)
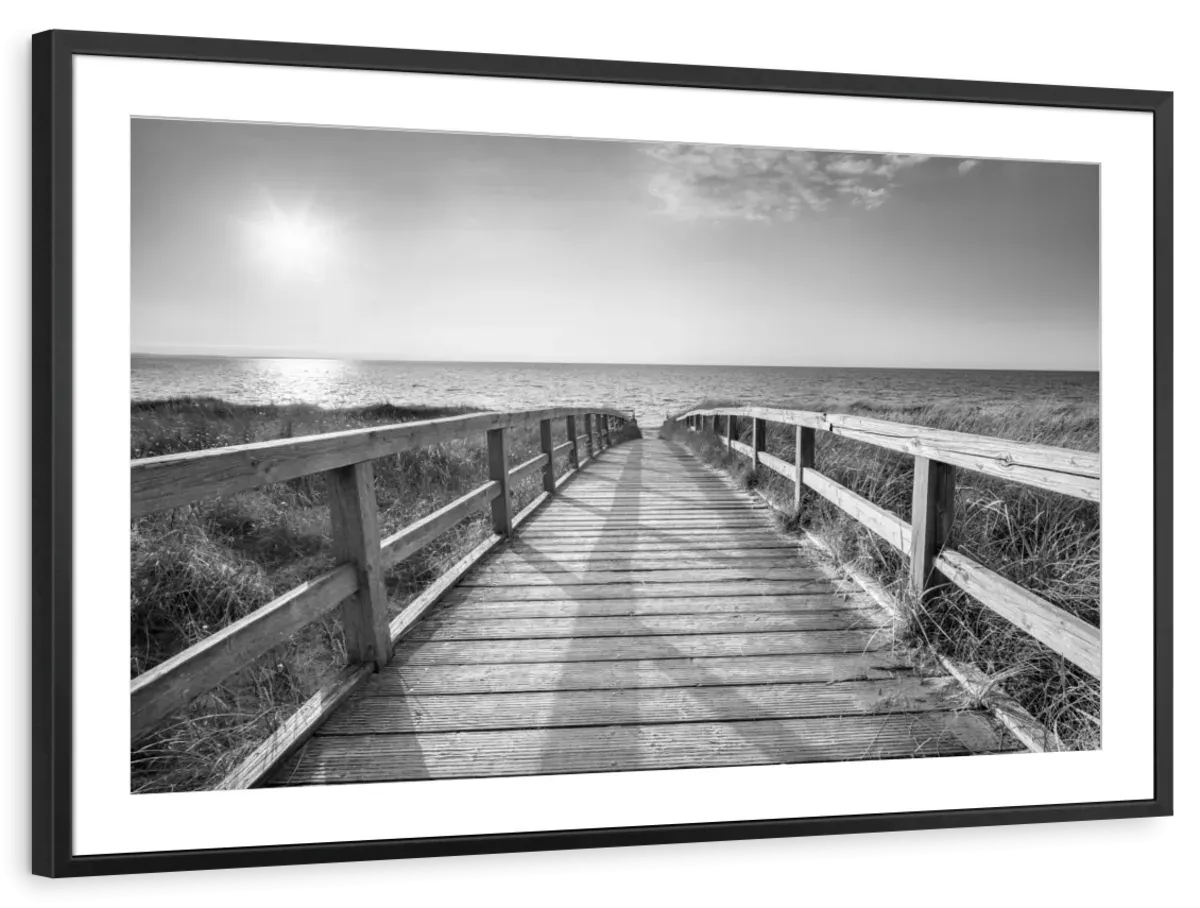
(645, 145, 932, 221)
(957, 159, 979, 174)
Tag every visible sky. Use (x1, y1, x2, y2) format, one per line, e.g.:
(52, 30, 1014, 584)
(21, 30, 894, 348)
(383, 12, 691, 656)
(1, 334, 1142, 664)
(131, 119, 1100, 370)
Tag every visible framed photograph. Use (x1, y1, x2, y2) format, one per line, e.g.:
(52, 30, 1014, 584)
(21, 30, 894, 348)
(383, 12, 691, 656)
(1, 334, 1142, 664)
(32, 29, 1172, 877)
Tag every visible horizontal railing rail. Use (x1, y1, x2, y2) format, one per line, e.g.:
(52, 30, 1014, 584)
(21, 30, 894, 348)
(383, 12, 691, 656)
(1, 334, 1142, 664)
(130, 406, 634, 764)
(679, 405, 1099, 501)
(673, 406, 1100, 679)
(132, 406, 632, 517)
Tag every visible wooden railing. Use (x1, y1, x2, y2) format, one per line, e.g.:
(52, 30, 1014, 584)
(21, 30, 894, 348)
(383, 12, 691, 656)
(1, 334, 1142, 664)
(673, 406, 1100, 679)
(130, 406, 633, 783)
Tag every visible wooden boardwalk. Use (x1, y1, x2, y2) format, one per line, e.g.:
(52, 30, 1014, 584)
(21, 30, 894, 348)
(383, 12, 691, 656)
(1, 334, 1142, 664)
(269, 437, 1020, 785)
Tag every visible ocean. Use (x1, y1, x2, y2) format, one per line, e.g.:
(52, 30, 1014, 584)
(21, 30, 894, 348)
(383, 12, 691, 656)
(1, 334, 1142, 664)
(131, 356, 1099, 429)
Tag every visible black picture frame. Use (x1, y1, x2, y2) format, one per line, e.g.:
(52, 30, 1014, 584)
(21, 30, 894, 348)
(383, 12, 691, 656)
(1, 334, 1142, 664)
(31, 28, 1174, 878)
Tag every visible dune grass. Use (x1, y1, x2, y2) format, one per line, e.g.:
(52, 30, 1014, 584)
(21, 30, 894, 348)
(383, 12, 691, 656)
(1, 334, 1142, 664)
(660, 398, 1100, 751)
(130, 397, 591, 793)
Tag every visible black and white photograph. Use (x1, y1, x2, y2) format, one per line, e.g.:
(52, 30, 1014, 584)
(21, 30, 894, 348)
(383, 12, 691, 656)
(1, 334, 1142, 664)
(129, 118, 1102, 792)
(25, 15, 1178, 881)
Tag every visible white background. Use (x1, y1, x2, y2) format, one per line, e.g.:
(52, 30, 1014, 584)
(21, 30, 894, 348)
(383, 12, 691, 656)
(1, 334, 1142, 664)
(70, 51, 1156, 857)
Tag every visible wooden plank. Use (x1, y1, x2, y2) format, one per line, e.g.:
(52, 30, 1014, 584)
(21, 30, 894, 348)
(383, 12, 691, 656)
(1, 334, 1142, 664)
(481, 555, 820, 572)
(320, 677, 965, 735)
(583, 413, 594, 460)
(487, 427, 513, 536)
(501, 543, 798, 557)
(684, 406, 829, 432)
(516, 527, 784, 539)
(910, 456, 956, 601)
(552, 439, 575, 456)
(326, 461, 391, 668)
(548, 499, 753, 507)
(500, 541, 799, 555)
(537, 507, 764, 517)
(456, 567, 829, 586)
(758, 450, 796, 482)
(217, 663, 373, 789)
(539, 418, 556, 494)
(565, 415, 579, 469)
(827, 412, 1099, 478)
(531, 511, 772, 521)
(527, 518, 774, 528)
(508, 451, 549, 486)
(429, 595, 880, 619)
(368, 652, 913, 695)
(752, 417, 767, 478)
(935, 549, 1101, 678)
(445, 580, 845, 603)
(679, 407, 1099, 500)
(518, 514, 774, 525)
(130, 564, 358, 740)
(132, 405, 632, 516)
(729, 438, 754, 460)
(379, 480, 499, 568)
(803, 469, 912, 553)
(273, 712, 1015, 785)
(409, 612, 885, 641)
(795, 425, 815, 513)
(399, 630, 888, 665)
(727, 415, 736, 453)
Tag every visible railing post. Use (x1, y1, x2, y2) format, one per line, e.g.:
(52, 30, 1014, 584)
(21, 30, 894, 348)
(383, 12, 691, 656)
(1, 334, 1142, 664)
(566, 415, 579, 469)
(326, 461, 391, 669)
(793, 425, 815, 514)
(583, 413, 594, 460)
(487, 427, 513, 535)
(539, 417, 556, 494)
(752, 417, 767, 476)
(910, 456, 956, 601)
(727, 415, 736, 453)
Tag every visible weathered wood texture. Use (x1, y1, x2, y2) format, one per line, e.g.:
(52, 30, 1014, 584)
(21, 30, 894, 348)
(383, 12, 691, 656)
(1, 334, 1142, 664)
(487, 427, 513, 536)
(565, 415, 579, 468)
(132, 405, 632, 516)
(130, 564, 358, 741)
(272, 438, 1018, 785)
(380, 480, 499, 568)
(678, 407, 1098, 500)
(910, 456, 956, 601)
(676, 408, 1101, 678)
(795, 425, 815, 513)
(326, 461, 391, 668)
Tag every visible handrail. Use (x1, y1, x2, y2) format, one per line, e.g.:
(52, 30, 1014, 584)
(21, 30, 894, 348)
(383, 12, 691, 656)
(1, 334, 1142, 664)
(678, 405, 1098, 501)
(673, 406, 1100, 678)
(131, 406, 632, 744)
(132, 406, 633, 516)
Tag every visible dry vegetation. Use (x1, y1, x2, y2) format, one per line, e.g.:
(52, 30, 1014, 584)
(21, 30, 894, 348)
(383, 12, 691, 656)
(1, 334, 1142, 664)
(130, 397, 595, 793)
(660, 399, 1100, 751)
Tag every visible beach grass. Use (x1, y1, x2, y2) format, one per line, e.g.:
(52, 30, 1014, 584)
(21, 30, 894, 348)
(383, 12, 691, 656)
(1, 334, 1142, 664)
(659, 398, 1100, 751)
(130, 397, 587, 793)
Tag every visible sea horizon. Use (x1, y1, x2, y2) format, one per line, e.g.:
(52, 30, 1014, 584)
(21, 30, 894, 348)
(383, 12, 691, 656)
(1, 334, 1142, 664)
(131, 351, 1099, 376)
(132, 355, 1099, 429)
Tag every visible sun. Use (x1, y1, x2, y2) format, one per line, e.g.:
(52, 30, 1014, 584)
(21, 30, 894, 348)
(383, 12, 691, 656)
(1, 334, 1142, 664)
(243, 204, 335, 277)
